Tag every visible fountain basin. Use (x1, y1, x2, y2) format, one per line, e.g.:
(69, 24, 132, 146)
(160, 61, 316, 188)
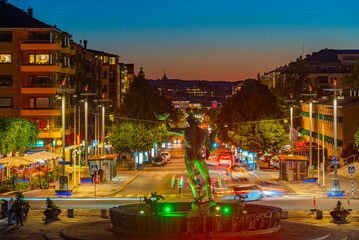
(110, 202, 282, 237)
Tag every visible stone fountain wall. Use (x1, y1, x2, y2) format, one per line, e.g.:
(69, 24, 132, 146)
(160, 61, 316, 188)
(110, 202, 282, 237)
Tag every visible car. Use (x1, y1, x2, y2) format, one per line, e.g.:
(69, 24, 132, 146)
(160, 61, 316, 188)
(173, 139, 181, 144)
(161, 152, 171, 161)
(217, 184, 263, 201)
(153, 156, 167, 166)
(227, 165, 249, 181)
(217, 152, 233, 166)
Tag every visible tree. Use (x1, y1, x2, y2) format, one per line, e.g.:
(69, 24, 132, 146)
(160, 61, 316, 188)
(216, 81, 282, 144)
(206, 106, 220, 130)
(342, 59, 359, 89)
(110, 121, 155, 153)
(228, 121, 288, 157)
(0, 118, 39, 155)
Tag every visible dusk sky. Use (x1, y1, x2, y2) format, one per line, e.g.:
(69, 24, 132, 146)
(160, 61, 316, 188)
(10, 0, 359, 81)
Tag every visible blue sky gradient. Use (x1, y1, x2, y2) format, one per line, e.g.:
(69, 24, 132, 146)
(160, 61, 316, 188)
(10, 0, 359, 80)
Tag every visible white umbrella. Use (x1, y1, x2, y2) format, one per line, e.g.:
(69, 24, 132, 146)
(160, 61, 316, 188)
(37, 151, 61, 159)
(0, 156, 35, 165)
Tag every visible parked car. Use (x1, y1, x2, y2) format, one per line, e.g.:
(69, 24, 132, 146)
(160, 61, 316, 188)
(161, 152, 171, 161)
(153, 156, 167, 166)
(217, 152, 233, 166)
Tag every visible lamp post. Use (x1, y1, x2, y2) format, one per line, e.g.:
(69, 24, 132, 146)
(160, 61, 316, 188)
(80, 86, 95, 177)
(324, 79, 344, 195)
(284, 94, 296, 156)
(98, 94, 112, 156)
(302, 89, 317, 179)
(56, 79, 74, 194)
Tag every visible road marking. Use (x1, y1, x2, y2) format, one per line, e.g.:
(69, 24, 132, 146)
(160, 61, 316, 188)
(126, 194, 133, 197)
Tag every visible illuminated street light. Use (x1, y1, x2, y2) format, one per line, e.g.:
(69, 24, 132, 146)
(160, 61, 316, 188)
(324, 79, 344, 196)
(301, 88, 317, 179)
(284, 93, 296, 156)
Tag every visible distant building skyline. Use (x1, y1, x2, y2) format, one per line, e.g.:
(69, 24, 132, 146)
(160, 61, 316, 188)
(8, 0, 359, 81)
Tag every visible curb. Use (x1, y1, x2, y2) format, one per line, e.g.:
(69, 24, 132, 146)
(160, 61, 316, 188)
(102, 172, 140, 197)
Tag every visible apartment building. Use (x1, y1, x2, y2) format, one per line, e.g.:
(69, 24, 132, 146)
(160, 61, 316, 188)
(0, 1, 75, 151)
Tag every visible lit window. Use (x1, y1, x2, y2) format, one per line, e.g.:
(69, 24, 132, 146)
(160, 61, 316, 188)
(29, 54, 49, 64)
(0, 54, 12, 63)
(103, 56, 108, 64)
(109, 57, 116, 65)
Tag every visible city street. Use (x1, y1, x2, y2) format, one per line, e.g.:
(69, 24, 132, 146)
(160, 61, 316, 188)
(3, 154, 359, 211)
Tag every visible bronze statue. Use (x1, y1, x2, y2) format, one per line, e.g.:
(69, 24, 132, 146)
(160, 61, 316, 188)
(155, 112, 218, 202)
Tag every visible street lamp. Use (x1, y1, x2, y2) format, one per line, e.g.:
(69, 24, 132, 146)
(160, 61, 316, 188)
(56, 79, 74, 194)
(80, 86, 96, 177)
(98, 94, 112, 156)
(284, 94, 296, 156)
(301, 88, 317, 180)
(324, 79, 344, 196)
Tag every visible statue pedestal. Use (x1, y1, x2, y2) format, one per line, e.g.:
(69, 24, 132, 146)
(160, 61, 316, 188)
(188, 200, 216, 217)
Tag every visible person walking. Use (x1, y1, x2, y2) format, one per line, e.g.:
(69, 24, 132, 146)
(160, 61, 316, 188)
(98, 168, 104, 183)
(14, 199, 23, 226)
(1, 198, 8, 218)
(7, 198, 13, 225)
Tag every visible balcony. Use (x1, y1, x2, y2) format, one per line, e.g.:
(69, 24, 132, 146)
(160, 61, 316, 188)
(70, 47, 76, 55)
(61, 65, 76, 75)
(39, 127, 71, 139)
(61, 46, 70, 54)
(20, 107, 61, 117)
(20, 63, 61, 72)
(19, 40, 61, 51)
(20, 84, 60, 94)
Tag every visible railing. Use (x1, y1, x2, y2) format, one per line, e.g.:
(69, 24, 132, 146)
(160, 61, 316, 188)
(20, 40, 61, 44)
(20, 62, 61, 66)
(343, 155, 357, 166)
(21, 84, 60, 88)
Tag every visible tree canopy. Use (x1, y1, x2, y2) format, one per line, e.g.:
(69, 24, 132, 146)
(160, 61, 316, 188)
(0, 118, 39, 155)
(216, 81, 282, 143)
(342, 59, 359, 89)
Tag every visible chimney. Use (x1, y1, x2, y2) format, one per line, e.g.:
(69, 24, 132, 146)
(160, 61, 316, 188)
(28, 7, 33, 17)
(84, 40, 88, 49)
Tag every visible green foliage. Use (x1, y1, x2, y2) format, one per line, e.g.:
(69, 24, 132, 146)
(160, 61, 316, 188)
(354, 128, 359, 151)
(342, 59, 359, 89)
(143, 192, 165, 215)
(0, 118, 39, 155)
(229, 121, 288, 154)
(14, 182, 30, 192)
(46, 198, 59, 210)
(206, 106, 220, 130)
(120, 75, 176, 124)
(216, 81, 282, 144)
(333, 201, 346, 212)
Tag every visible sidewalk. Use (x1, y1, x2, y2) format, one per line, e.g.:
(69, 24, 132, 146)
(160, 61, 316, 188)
(0, 166, 141, 199)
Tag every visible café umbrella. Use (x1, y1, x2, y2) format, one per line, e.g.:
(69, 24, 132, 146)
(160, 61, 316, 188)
(0, 156, 36, 165)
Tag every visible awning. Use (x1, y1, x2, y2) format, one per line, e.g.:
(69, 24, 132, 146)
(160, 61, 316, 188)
(0, 156, 36, 165)
(300, 111, 342, 122)
(88, 154, 119, 161)
(300, 128, 343, 146)
(277, 154, 309, 162)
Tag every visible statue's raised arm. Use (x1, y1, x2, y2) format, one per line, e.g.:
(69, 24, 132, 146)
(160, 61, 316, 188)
(154, 111, 185, 136)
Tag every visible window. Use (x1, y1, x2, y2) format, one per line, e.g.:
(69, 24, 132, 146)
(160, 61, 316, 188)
(29, 97, 51, 109)
(29, 76, 51, 85)
(0, 75, 12, 86)
(109, 57, 116, 65)
(0, 32, 12, 42)
(103, 71, 108, 78)
(0, 54, 12, 63)
(343, 55, 357, 60)
(103, 56, 108, 64)
(0, 97, 12, 108)
(29, 54, 50, 64)
(29, 32, 50, 41)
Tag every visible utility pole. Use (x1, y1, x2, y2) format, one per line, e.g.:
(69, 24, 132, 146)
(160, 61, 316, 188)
(98, 94, 112, 156)
(284, 94, 296, 156)
(302, 88, 317, 179)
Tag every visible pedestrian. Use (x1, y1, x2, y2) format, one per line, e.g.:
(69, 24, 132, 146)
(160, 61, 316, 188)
(1, 198, 8, 218)
(91, 171, 95, 182)
(14, 199, 23, 226)
(98, 168, 104, 183)
(8, 198, 13, 225)
(67, 166, 73, 181)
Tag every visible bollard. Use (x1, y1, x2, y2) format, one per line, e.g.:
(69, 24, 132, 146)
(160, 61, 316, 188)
(101, 209, 107, 219)
(67, 209, 74, 218)
(316, 210, 323, 219)
(281, 211, 288, 219)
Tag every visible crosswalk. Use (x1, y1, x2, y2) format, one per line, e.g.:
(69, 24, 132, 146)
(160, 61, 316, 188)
(114, 193, 180, 198)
